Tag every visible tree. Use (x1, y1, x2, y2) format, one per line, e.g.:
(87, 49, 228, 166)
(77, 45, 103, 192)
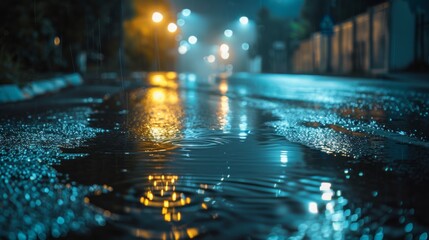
(0, 0, 132, 83)
(123, 0, 177, 71)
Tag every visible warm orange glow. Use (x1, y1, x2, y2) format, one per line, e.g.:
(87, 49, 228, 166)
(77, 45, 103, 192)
(186, 228, 199, 239)
(148, 72, 178, 88)
(138, 174, 213, 229)
(219, 79, 228, 94)
(132, 87, 181, 141)
(147, 191, 154, 200)
(173, 231, 181, 240)
(134, 229, 152, 238)
(103, 210, 112, 217)
(152, 12, 163, 23)
(218, 95, 230, 131)
(166, 71, 177, 80)
(151, 89, 166, 103)
(164, 213, 171, 222)
(54, 36, 61, 46)
(167, 23, 178, 33)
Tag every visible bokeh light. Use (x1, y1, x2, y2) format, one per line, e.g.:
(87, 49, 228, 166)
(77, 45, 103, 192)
(182, 9, 191, 17)
(239, 16, 249, 25)
(224, 29, 233, 38)
(241, 43, 250, 51)
(167, 23, 178, 33)
(152, 12, 163, 23)
(188, 36, 198, 45)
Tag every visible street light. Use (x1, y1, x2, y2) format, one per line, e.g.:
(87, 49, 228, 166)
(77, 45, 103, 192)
(239, 16, 249, 25)
(220, 44, 230, 60)
(220, 52, 230, 60)
(220, 44, 229, 52)
(168, 23, 178, 33)
(188, 36, 198, 45)
(224, 29, 233, 38)
(241, 43, 249, 51)
(151, 11, 163, 70)
(152, 12, 163, 23)
(182, 9, 191, 17)
(207, 55, 216, 63)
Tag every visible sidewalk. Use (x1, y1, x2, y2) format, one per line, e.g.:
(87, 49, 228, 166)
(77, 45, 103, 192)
(0, 73, 83, 104)
(383, 72, 429, 83)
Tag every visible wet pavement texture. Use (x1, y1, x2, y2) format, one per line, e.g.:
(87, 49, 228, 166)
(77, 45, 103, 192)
(1, 73, 429, 239)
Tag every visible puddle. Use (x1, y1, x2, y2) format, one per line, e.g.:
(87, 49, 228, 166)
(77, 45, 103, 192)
(57, 79, 429, 239)
(3, 73, 429, 239)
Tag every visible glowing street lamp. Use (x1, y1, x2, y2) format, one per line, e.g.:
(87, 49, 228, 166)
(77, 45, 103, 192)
(181, 9, 191, 17)
(241, 42, 250, 51)
(167, 23, 178, 33)
(220, 52, 230, 60)
(220, 44, 229, 52)
(207, 55, 216, 63)
(53, 36, 61, 46)
(224, 29, 233, 38)
(219, 43, 230, 60)
(239, 16, 249, 25)
(188, 36, 198, 45)
(152, 12, 163, 23)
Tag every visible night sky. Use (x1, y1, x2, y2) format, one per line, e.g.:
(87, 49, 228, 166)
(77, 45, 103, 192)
(170, 0, 304, 24)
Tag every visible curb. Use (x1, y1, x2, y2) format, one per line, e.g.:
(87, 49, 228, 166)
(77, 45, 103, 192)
(0, 73, 83, 104)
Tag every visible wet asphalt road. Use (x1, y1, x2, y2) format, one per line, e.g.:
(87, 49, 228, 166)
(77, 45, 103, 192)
(1, 73, 429, 240)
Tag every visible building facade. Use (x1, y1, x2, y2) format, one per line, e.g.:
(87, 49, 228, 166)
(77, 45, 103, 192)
(292, 0, 423, 74)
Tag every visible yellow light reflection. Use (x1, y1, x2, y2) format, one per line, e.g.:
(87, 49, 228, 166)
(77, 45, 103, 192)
(148, 72, 178, 88)
(219, 78, 228, 94)
(130, 86, 182, 144)
(136, 173, 209, 238)
(164, 213, 171, 222)
(54, 36, 61, 46)
(217, 96, 230, 132)
(166, 71, 177, 80)
(147, 191, 154, 200)
(139, 174, 194, 223)
(186, 228, 199, 239)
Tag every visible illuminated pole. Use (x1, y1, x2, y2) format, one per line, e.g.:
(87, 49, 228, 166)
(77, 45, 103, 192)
(152, 12, 163, 71)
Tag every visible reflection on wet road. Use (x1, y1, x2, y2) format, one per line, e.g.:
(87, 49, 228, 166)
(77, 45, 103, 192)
(2, 73, 429, 239)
